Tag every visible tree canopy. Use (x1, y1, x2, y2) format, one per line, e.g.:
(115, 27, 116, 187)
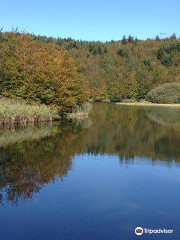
(0, 31, 89, 112)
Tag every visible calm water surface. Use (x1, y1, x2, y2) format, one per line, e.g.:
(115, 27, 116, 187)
(0, 103, 180, 240)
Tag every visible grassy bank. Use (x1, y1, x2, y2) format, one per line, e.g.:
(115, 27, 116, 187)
(0, 98, 59, 125)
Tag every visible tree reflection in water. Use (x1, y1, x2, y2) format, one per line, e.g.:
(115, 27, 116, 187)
(1, 103, 180, 204)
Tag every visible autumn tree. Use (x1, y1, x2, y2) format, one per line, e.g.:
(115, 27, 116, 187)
(0, 32, 89, 112)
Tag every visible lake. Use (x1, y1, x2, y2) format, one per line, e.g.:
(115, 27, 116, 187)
(0, 103, 180, 240)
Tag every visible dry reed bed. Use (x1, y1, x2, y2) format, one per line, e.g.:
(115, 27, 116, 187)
(116, 102, 180, 108)
(0, 98, 59, 125)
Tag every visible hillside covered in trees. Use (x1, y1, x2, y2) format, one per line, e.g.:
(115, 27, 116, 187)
(62, 34, 180, 102)
(35, 33, 180, 102)
(1, 30, 180, 109)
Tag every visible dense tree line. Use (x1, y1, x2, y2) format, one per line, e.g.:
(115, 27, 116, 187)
(67, 34, 180, 101)
(34, 33, 180, 102)
(1, 30, 180, 105)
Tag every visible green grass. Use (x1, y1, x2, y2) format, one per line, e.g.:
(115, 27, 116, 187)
(0, 98, 59, 125)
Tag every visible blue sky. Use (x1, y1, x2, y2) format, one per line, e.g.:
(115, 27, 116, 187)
(1, 0, 180, 41)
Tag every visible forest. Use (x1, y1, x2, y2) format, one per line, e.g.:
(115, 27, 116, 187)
(32, 32, 180, 102)
(0, 29, 180, 121)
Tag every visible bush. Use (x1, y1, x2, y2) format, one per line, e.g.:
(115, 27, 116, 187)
(121, 99, 137, 103)
(138, 99, 146, 102)
(67, 102, 92, 119)
(72, 102, 92, 114)
(146, 83, 180, 103)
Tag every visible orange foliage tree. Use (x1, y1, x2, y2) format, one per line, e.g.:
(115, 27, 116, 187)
(0, 32, 89, 112)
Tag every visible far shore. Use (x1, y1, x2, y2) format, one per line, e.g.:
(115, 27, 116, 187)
(116, 102, 180, 108)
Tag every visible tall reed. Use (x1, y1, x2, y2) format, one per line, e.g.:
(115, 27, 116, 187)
(0, 98, 59, 125)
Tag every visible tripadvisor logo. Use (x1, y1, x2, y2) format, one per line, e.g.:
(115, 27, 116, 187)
(135, 227, 174, 235)
(135, 227, 143, 235)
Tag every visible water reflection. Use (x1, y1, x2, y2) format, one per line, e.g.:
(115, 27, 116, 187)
(0, 123, 59, 148)
(1, 103, 180, 204)
(146, 106, 180, 127)
(87, 104, 180, 162)
(0, 123, 83, 205)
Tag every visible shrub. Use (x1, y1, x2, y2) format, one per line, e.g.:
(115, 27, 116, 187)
(146, 83, 180, 103)
(67, 102, 92, 119)
(138, 99, 146, 102)
(121, 99, 137, 103)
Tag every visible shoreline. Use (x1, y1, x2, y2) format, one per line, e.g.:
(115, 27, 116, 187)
(116, 102, 180, 108)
